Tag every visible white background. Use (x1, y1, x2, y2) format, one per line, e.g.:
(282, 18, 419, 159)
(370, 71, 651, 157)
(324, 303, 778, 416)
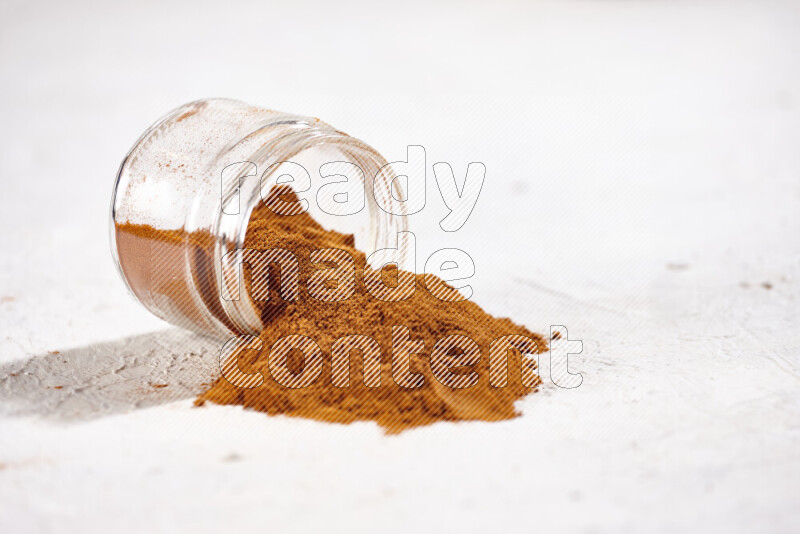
(1, 0, 799, 532)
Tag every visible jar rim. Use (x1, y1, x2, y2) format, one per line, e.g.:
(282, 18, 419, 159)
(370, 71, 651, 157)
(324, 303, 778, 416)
(213, 124, 408, 336)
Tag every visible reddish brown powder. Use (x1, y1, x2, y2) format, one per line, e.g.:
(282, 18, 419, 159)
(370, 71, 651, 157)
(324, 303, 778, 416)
(191, 191, 548, 434)
(115, 224, 231, 333)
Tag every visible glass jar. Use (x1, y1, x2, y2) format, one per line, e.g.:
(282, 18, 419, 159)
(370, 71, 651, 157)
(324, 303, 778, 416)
(110, 98, 406, 338)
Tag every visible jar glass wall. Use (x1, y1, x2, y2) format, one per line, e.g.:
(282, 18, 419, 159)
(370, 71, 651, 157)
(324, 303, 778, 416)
(110, 98, 406, 338)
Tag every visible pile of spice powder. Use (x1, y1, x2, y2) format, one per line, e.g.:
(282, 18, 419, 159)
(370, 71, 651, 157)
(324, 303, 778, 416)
(192, 187, 547, 434)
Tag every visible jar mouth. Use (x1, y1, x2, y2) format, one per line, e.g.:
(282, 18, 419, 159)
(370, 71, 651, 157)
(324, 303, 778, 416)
(213, 127, 408, 337)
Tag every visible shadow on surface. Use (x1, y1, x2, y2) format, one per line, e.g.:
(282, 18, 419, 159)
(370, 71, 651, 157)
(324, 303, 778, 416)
(0, 329, 220, 421)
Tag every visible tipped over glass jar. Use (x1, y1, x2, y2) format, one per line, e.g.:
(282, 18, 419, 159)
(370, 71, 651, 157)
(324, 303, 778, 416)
(110, 98, 406, 338)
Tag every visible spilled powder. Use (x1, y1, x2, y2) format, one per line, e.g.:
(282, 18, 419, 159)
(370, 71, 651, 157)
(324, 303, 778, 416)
(193, 189, 547, 434)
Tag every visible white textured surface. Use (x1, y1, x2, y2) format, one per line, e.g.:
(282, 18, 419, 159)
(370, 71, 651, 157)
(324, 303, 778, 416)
(1, 0, 799, 532)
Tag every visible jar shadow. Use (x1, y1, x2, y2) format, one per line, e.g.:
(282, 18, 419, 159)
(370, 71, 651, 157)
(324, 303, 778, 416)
(0, 329, 220, 422)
